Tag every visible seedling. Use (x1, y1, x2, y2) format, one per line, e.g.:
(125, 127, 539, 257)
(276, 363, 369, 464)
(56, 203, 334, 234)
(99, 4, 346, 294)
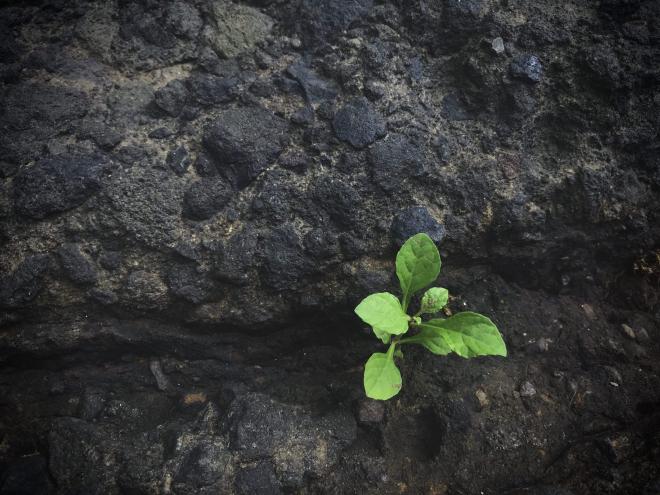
(355, 233, 507, 400)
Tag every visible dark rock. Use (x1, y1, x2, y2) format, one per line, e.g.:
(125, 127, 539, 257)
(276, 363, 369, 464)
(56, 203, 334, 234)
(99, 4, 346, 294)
(99, 251, 121, 271)
(203, 107, 287, 187)
(364, 80, 386, 100)
(391, 207, 445, 246)
(441, 93, 472, 121)
(340, 234, 368, 260)
(433, 135, 451, 163)
(260, 224, 314, 291)
(235, 461, 282, 495)
(312, 177, 362, 228)
(332, 97, 386, 149)
(213, 227, 258, 285)
(89, 288, 118, 306)
(57, 244, 97, 285)
(194, 152, 219, 177)
(167, 264, 213, 304)
(286, 61, 339, 104)
(304, 229, 341, 260)
(279, 151, 310, 174)
(13, 154, 110, 219)
(0, 255, 50, 309)
(173, 438, 233, 493)
(291, 105, 314, 125)
(369, 134, 426, 191)
(0, 455, 53, 495)
(154, 80, 189, 117)
(510, 54, 543, 83)
(79, 388, 106, 420)
(1, 83, 89, 132)
(187, 73, 238, 106)
(122, 270, 169, 311)
(226, 393, 356, 488)
(80, 122, 124, 151)
(166, 146, 192, 176)
(182, 178, 233, 220)
(296, 0, 373, 47)
(148, 127, 174, 139)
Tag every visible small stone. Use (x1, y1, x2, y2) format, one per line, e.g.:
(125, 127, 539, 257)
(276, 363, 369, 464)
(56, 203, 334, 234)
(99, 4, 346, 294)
(287, 61, 339, 104)
(520, 381, 536, 397)
(475, 389, 489, 409)
(154, 79, 188, 116)
(581, 303, 596, 320)
(148, 127, 173, 139)
(621, 324, 636, 340)
(166, 146, 192, 176)
(358, 399, 385, 423)
(182, 178, 233, 220)
(536, 337, 550, 352)
(291, 105, 314, 125)
(510, 54, 543, 83)
(149, 358, 170, 391)
(490, 37, 505, 54)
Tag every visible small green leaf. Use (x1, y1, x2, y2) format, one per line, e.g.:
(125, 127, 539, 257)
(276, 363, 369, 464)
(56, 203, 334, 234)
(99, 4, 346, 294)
(419, 312, 507, 358)
(364, 352, 402, 400)
(373, 326, 392, 344)
(355, 292, 410, 336)
(396, 233, 441, 311)
(420, 287, 449, 314)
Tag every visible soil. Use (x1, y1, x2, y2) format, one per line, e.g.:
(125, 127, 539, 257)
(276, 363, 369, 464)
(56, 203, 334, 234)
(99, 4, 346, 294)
(1, 0, 659, 494)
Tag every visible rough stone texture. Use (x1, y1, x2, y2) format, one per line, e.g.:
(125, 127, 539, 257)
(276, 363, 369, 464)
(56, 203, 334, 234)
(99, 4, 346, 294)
(1, 0, 660, 493)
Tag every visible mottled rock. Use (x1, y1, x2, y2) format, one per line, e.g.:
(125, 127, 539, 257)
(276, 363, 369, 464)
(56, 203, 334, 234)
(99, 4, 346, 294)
(313, 177, 362, 227)
(122, 270, 169, 311)
(261, 224, 314, 291)
(14, 154, 111, 219)
(187, 73, 238, 106)
(203, 107, 287, 187)
(166, 146, 192, 176)
(391, 207, 445, 246)
(182, 178, 233, 220)
(154, 80, 189, 116)
(57, 244, 97, 286)
(369, 134, 426, 191)
(203, 1, 273, 58)
(297, 0, 373, 46)
(235, 461, 282, 495)
(510, 54, 543, 83)
(167, 264, 214, 303)
(332, 97, 386, 149)
(213, 227, 259, 285)
(287, 61, 339, 104)
(0, 255, 50, 308)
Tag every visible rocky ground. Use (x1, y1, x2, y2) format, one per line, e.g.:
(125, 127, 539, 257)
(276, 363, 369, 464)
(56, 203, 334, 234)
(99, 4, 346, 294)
(1, 0, 659, 493)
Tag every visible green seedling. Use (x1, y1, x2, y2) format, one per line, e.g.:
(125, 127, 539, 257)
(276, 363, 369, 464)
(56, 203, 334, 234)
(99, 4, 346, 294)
(355, 233, 507, 400)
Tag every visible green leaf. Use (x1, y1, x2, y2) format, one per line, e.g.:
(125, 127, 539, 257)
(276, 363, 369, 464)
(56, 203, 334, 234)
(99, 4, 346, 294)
(419, 312, 507, 358)
(372, 326, 392, 344)
(354, 292, 410, 336)
(364, 352, 402, 400)
(420, 287, 449, 314)
(396, 233, 441, 311)
(415, 325, 452, 355)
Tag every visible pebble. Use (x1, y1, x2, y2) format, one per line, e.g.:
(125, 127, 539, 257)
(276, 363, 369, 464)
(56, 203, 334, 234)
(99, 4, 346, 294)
(475, 389, 489, 409)
(520, 381, 537, 397)
(490, 37, 505, 54)
(621, 324, 636, 340)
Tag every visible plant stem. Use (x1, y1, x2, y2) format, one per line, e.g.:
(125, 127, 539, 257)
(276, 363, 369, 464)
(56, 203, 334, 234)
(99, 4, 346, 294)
(386, 341, 397, 359)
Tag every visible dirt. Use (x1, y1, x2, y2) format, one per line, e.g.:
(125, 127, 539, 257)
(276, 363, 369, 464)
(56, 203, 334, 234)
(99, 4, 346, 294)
(1, 0, 659, 494)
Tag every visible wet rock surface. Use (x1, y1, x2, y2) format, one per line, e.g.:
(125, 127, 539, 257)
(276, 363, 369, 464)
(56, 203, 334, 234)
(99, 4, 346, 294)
(1, 0, 659, 493)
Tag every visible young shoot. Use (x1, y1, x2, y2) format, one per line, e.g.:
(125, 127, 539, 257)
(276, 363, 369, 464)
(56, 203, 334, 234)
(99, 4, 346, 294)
(355, 233, 507, 400)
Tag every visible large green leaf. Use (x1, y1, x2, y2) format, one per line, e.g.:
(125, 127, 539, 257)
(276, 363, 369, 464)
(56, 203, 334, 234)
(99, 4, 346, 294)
(364, 352, 402, 400)
(396, 233, 441, 311)
(415, 325, 452, 355)
(419, 312, 507, 358)
(354, 292, 409, 336)
(420, 287, 449, 314)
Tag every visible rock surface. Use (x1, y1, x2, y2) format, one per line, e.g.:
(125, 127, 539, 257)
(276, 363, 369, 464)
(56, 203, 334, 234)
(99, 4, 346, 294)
(1, 0, 659, 493)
